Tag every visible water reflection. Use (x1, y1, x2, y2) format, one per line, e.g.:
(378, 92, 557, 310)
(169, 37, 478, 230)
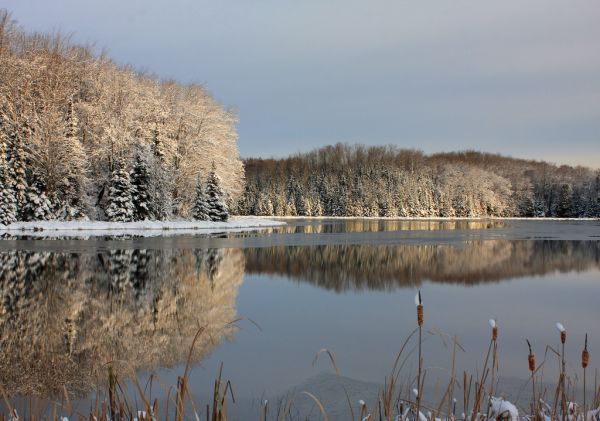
(0, 248, 244, 398)
(1, 237, 599, 401)
(245, 240, 600, 291)
(259, 219, 505, 234)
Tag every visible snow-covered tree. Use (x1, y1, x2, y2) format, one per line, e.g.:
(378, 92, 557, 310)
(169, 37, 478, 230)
(130, 153, 152, 221)
(152, 125, 165, 162)
(206, 163, 229, 222)
(0, 13, 245, 221)
(21, 171, 54, 221)
(256, 193, 274, 216)
(148, 156, 173, 220)
(105, 160, 135, 222)
(7, 129, 28, 218)
(0, 134, 17, 225)
(191, 176, 210, 221)
(556, 184, 573, 218)
(55, 97, 89, 220)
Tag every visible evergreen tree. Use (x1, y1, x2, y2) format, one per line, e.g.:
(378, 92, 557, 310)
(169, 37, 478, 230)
(284, 199, 296, 216)
(556, 184, 573, 218)
(205, 163, 229, 222)
(191, 176, 210, 221)
(148, 127, 172, 220)
(0, 134, 17, 225)
(105, 160, 135, 222)
(21, 171, 54, 221)
(130, 153, 153, 221)
(256, 193, 274, 216)
(57, 97, 88, 220)
(311, 198, 323, 216)
(7, 129, 28, 218)
(295, 191, 309, 216)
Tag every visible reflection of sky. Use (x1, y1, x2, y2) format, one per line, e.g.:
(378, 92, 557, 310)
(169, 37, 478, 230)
(4, 0, 599, 167)
(183, 269, 600, 400)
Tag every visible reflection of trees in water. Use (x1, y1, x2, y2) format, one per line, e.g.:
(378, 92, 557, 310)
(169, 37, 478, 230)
(244, 240, 600, 292)
(0, 248, 244, 398)
(255, 219, 505, 235)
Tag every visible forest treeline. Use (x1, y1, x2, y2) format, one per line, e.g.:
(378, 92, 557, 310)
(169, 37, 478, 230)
(0, 11, 242, 224)
(240, 144, 600, 218)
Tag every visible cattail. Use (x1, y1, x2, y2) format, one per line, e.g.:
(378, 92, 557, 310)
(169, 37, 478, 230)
(582, 334, 589, 369)
(489, 319, 498, 342)
(415, 291, 423, 327)
(556, 322, 566, 344)
(527, 339, 536, 372)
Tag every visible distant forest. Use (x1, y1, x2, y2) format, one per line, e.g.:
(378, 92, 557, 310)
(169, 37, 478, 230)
(0, 11, 242, 224)
(240, 144, 600, 218)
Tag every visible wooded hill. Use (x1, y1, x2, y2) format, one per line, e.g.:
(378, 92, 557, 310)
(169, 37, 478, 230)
(0, 11, 243, 223)
(240, 144, 600, 218)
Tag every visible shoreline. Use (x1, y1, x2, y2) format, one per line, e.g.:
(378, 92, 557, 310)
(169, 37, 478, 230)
(259, 215, 600, 221)
(0, 217, 286, 237)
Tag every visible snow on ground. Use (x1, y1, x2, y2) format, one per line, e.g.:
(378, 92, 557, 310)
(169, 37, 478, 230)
(0, 217, 286, 237)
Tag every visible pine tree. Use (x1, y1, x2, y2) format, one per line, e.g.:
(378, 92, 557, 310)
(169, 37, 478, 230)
(256, 193, 274, 216)
(0, 133, 17, 225)
(21, 171, 54, 221)
(130, 154, 153, 221)
(105, 160, 135, 222)
(149, 126, 172, 220)
(556, 184, 573, 218)
(148, 158, 173, 220)
(205, 163, 229, 222)
(191, 175, 210, 221)
(57, 97, 88, 220)
(7, 128, 28, 218)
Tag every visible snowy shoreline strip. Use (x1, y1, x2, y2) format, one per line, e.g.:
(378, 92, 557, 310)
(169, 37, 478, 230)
(0, 217, 286, 237)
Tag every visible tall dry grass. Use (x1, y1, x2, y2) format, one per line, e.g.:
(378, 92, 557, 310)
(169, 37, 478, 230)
(1, 296, 599, 421)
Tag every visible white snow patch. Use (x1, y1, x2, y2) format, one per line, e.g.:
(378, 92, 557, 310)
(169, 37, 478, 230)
(489, 319, 497, 328)
(556, 322, 566, 333)
(414, 292, 422, 306)
(0, 217, 286, 237)
(488, 396, 519, 421)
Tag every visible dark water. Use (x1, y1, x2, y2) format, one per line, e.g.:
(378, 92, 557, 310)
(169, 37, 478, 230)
(1, 218, 599, 418)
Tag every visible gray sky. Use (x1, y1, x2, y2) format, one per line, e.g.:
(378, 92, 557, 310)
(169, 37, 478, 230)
(2, 0, 599, 167)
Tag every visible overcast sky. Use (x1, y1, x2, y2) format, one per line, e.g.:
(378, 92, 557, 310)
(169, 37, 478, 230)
(2, 0, 599, 167)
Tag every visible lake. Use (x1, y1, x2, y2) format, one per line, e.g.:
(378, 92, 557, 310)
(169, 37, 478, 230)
(1, 218, 599, 419)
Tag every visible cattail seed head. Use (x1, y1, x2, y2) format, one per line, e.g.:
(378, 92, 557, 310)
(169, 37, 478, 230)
(417, 304, 424, 327)
(582, 350, 589, 368)
(526, 339, 535, 372)
(528, 353, 536, 372)
(415, 291, 424, 326)
(582, 334, 589, 368)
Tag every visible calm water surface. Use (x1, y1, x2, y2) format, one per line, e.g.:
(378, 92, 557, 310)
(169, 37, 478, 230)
(0, 219, 599, 418)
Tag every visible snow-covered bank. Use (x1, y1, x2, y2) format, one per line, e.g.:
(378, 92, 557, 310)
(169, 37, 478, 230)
(0, 217, 286, 237)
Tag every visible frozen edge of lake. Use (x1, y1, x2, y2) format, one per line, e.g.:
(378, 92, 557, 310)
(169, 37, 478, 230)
(266, 215, 599, 221)
(0, 217, 286, 237)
